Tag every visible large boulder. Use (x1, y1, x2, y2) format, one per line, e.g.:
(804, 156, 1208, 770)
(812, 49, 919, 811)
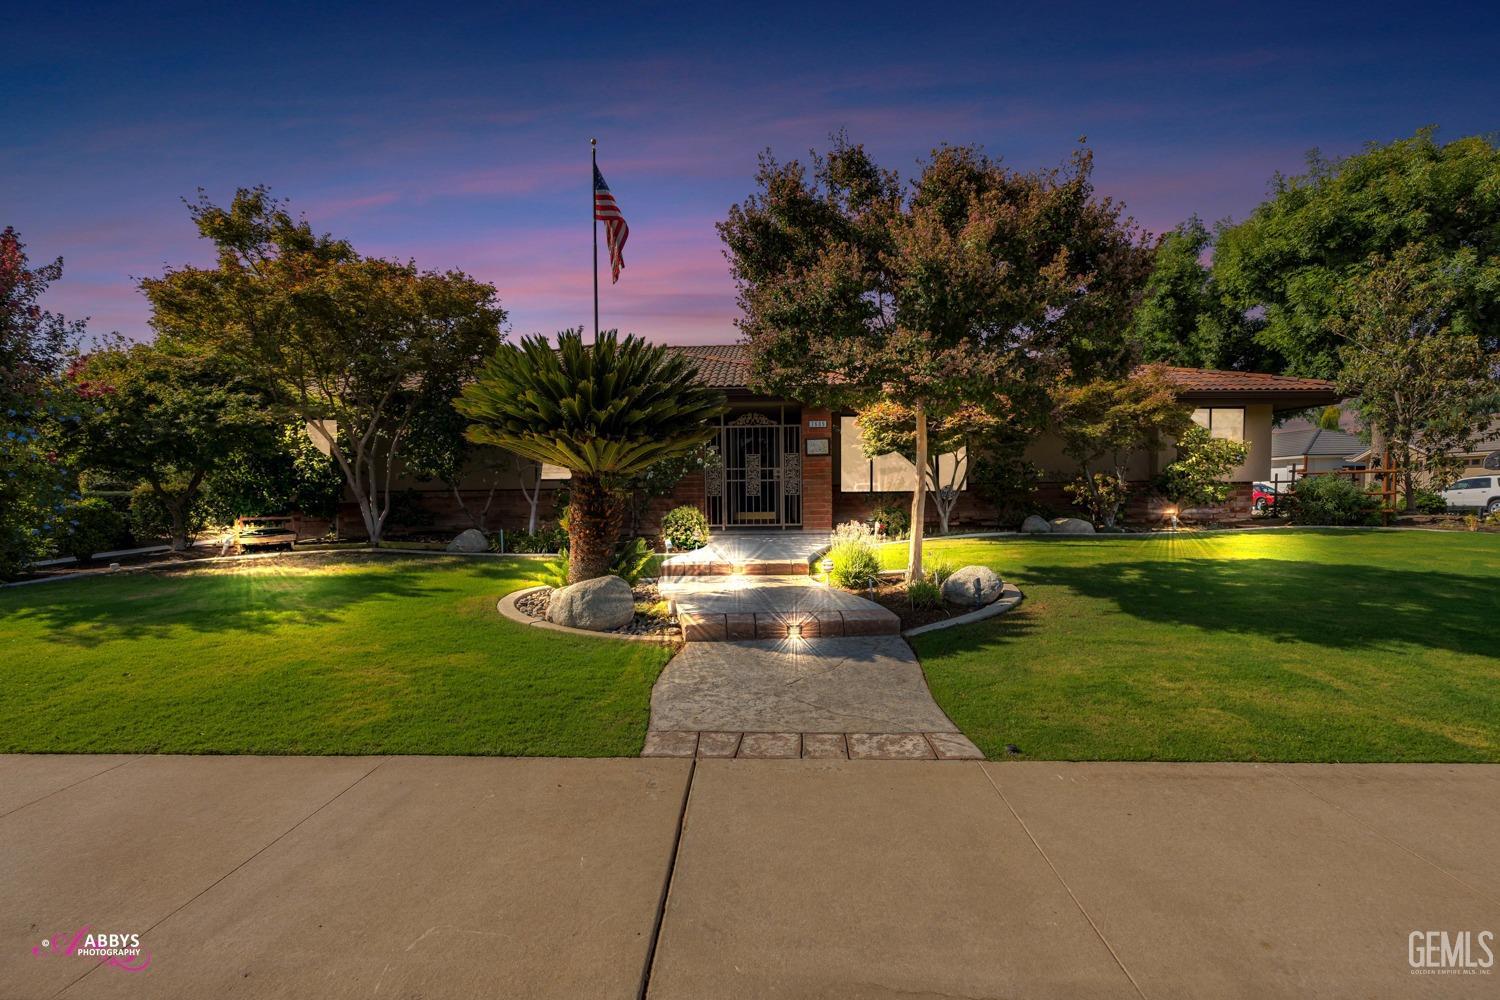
(447, 528, 490, 553)
(1049, 517, 1097, 535)
(941, 565, 1004, 608)
(1020, 515, 1052, 534)
(547, 575, 635, 632)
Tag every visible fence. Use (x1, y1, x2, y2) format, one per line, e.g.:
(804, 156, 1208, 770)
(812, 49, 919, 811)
(1266, 449, 1403, 524)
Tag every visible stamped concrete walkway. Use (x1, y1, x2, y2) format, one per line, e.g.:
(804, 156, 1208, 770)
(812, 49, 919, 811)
(4, 755, 1496, 999)
(651, 572, 977, 759)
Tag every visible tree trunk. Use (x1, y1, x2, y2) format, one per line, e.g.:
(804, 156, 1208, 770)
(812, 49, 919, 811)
(907, 403, 928, 583)
(168, 504, 190, 552)
(568, 475, 620, 583)
(356, 492, 382, 546)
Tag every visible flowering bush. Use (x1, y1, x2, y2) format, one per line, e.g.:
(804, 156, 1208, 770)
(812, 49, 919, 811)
(826, 520, 881, 589)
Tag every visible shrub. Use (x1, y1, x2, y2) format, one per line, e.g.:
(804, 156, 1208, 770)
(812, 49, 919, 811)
(1064, 472, 1129, 526)
(826, 525, 881, 590)
(1410, 488, 1448, 514)
(831, 518, 879, 544)
(128, 483, 208, 544)
(611, 536, 656, 585)
(868, 498, 910, 538)
(1287, 476, 1380, 526)
(927, 558, 956, 587)
(1159, 423, 1249, 509)
(660, 504, 709, 551)
(57, 498, 127, 563)
(906, 579, 943, 610)
(504, 526, 566, 553)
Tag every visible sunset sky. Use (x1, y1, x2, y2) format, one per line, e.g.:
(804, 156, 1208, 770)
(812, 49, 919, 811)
(5, 0, 1497, 345)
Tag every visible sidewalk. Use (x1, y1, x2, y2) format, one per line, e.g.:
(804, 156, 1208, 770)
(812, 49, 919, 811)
(3, 756, 1496, 998)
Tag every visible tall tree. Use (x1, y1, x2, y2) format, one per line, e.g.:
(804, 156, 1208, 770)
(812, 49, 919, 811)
(1333, 245, 1497, 510)
(1215, 129, 1500, 379)
(720, 139, 1153, 578)
(144, 188, 506, 544)
(0, 228, 86, 577)
(456, 330, 726, 582)
(1127, 217, 1270, 371)
(68, 341, 272, 549)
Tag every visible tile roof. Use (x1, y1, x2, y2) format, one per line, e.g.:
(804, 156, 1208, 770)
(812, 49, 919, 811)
(1147, 365, 1340, 394)
(666, 344, 753, 388)
(667, 344, 1342, 399)
(1271, 427, 1367, 459)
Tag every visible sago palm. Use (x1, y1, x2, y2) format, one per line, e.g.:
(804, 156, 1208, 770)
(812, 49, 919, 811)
(457, 329, 726, 582)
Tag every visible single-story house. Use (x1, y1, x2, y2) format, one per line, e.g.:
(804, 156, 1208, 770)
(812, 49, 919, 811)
(341, 345, 1342, 536)
(1269, 427, 1369, 485)
(1344, 424, 1500, 483)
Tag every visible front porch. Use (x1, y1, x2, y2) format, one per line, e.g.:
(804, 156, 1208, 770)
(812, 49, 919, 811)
(660, 530, 830, 577)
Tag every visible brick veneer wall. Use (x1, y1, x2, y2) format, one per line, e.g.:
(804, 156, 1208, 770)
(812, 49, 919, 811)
(341, 469, 1251, 540)
(801, 408, 834, 531)
(336, 472, 714, 541)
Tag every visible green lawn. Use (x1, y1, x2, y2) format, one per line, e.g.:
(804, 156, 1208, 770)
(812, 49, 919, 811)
(0, 554, 674, 756)
(889, 530, 1500, 762)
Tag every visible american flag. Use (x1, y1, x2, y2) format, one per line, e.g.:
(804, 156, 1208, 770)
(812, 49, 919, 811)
(593, 163, 628, 283)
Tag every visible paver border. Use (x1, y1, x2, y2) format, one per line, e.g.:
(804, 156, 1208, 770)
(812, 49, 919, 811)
(497, 585, 681, 644)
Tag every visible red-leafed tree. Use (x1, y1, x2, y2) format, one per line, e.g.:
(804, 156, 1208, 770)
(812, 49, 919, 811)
(719, 139, 1153, 578)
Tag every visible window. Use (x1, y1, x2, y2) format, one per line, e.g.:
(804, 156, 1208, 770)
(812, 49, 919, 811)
(839, 416, 967, 493)
(1190, 407, 1245, 442)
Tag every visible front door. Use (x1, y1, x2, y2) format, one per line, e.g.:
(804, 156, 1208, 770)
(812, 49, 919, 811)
(706, 413, 802, 529)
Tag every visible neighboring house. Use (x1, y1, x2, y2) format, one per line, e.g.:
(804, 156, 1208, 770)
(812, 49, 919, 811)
(336, 344, 1341, 536)
(1344, 423, 1500, 484)
(1269, 427, 1369, 484)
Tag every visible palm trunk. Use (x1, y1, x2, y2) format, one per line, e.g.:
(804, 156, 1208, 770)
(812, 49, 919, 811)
(907, 402, 928, 583)
(568, 474, 620, 583)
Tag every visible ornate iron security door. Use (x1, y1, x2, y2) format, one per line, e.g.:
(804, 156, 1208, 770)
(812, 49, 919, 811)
(706, 414, 802, 528)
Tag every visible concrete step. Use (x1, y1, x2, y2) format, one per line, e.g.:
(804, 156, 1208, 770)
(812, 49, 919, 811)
(676, 607, 900, 642)
(660, 560, 810, 578)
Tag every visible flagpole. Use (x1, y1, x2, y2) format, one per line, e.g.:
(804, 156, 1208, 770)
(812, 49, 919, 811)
(591, 137, 599, 345)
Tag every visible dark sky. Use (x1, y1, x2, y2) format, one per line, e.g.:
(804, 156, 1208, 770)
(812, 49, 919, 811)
(5, 0, 1497, 344)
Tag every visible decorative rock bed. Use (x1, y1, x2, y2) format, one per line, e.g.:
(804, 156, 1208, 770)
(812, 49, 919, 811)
(507, 582, 680, 639)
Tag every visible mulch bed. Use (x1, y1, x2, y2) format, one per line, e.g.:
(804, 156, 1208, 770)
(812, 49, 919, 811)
(1388, 514, 1500, 532)
(517, 581, 682, 638)
(847, 580, 981, 632)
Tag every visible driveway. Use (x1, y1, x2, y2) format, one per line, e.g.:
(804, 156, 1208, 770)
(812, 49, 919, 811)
(3, 755, 1497, 998)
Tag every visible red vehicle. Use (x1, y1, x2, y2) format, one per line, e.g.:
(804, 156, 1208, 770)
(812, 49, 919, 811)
(1251, 483, 1280, 513)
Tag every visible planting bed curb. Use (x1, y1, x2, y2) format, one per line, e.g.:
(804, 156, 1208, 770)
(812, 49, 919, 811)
(496, 586, 679, 644)
(902, 582, 1025, 637)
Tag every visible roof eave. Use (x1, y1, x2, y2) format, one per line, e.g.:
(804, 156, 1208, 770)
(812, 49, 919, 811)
(1177, 388, 1345, 409)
